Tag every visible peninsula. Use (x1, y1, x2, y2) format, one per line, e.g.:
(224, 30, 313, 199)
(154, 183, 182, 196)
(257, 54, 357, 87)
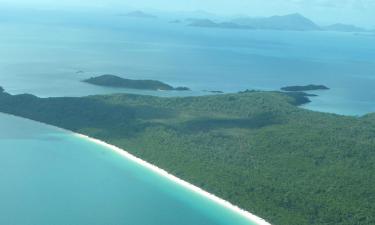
(83, 75, 190, 91)
(0, 87, 374, 225)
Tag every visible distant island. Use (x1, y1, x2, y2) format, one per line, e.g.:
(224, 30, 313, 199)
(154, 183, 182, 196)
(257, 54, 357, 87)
(206, 90, 224, 94)
(281, 84, 330, 92)
(322, 23, 366, 32)
(122, 11, 157, 19)
(232, 13, 319, 31)
(189, 19, 251, 29)
(189, 13, 368, 32)
(83, 75, 190, 91)
(0, 87, 374, 225)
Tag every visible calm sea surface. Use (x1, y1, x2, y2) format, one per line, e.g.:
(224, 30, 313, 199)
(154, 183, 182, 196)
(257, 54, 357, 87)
(0, 113, 257, 225)
(0, 9, 374, 115)
(0, 8, 374, 225)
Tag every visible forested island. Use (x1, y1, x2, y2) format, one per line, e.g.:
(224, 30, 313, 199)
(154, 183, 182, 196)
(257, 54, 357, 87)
(0, 86, 374, 225)
(281, 84, 330, 92)
(83, 75, 190, 91)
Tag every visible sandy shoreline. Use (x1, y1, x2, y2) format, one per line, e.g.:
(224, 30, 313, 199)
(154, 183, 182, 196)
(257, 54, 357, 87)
(2, 112, 271, 225)
(74, 133, 272, 225)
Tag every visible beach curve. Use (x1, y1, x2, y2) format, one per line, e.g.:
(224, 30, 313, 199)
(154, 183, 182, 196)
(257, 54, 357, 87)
(74, 133, 272, 225)
(2, 113, 272, 225)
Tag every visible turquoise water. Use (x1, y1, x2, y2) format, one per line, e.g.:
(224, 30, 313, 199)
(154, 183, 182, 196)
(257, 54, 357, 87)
(0, 9, 374, 115)
(0, 113, 257, 225)
(0, 8, 373, 225)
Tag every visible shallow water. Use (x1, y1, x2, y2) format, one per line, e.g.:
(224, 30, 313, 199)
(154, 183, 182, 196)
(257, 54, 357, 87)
(0, 8, 373, 225)
(0, 9, 374, 115)
(0, 113, 258, 225)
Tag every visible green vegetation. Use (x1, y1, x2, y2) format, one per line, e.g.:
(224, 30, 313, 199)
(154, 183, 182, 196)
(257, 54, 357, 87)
(83, 75, 190, 91)
(0, 87, 374, 225)
(281, 85, 329, 92)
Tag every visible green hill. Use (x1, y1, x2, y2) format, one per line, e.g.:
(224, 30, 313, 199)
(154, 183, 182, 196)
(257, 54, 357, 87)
(0, 88, 374, 225)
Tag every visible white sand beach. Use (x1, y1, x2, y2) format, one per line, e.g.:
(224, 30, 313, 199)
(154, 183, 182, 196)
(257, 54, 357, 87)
(2, 112, 271, 225)
(74, 133, 272, 225)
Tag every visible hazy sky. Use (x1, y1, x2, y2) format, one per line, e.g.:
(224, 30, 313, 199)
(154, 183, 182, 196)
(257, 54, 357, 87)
(2, 0, 375, 27)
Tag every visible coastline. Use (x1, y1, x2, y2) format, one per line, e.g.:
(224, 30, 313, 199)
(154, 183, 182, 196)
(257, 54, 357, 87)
(2, 112, 271, 225)
(75, 133, 272, 225)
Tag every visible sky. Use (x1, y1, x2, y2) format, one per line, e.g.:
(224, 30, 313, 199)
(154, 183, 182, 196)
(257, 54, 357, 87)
(1, 0, 375, 27)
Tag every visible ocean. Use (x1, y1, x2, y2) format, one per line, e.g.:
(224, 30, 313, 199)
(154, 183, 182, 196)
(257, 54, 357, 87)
(0, 8, 374, 225)
(0, 113, 258, 225)
(0, 8, 374, 115)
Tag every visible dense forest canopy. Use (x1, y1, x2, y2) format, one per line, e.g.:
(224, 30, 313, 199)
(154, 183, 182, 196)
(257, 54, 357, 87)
(0, 87, 374, 225)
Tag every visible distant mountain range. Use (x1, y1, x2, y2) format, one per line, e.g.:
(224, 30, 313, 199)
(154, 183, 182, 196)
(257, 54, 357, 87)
(189, 13, 369, 32)
(231, 13, 319, 31)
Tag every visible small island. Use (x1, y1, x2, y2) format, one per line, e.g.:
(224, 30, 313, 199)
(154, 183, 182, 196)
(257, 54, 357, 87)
(189, 19, 250, 29)
(281, 84, 329, 92)
(83, 75, 190, 91)
(209, 90, 224, 94)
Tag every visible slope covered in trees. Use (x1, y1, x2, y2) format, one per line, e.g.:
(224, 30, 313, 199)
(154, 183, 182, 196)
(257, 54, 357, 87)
(0, 88, 374, 225)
